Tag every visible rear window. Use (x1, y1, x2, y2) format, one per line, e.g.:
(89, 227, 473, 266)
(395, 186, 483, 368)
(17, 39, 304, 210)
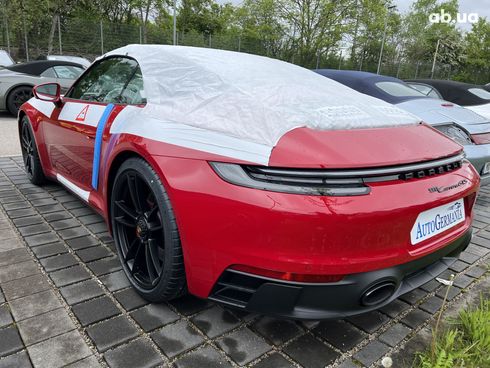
(468, 88, 490, 100)
(375, 81, 425, 97)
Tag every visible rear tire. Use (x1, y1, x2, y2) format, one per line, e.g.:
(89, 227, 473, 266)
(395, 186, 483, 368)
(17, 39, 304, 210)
(20, 116, 46, 185)
(111, 157, 187, 302)
(7, 86, 33, 116)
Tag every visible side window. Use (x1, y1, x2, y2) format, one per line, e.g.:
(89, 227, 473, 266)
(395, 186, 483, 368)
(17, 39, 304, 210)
(119, 68, 146, 105)
(40, 67, 57, 78)
(68, 57, 139, 103)
(427, 88, 442, 99)
(53, 65, 84, 79)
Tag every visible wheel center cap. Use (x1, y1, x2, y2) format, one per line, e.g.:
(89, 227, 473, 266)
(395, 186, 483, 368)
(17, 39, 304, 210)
(136, 218, 148, 238)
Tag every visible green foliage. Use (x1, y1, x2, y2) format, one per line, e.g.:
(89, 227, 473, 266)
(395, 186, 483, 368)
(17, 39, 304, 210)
(0, 0, 489, 83)
(416, 298, 490, 368)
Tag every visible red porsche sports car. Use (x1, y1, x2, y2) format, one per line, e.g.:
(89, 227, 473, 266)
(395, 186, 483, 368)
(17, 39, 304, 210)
(19, 45, 479, 319)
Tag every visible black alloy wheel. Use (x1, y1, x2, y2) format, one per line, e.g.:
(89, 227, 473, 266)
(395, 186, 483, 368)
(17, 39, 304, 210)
(112, 158, 186, 301)
(20, 117, 45, 185)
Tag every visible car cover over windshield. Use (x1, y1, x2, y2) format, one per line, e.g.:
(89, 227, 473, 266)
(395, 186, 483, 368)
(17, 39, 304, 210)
(104, 45, 419, 148)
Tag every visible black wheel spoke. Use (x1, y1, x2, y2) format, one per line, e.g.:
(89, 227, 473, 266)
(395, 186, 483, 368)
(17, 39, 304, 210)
(125, 238, 141, 262)
(127, 174, 144, 214)
(145, 244, 158, 283)
(115, 200, 138, 221)
(148, 238, 163, 274)
(147, 221, 162, 232)
(115, 215, 136, 228)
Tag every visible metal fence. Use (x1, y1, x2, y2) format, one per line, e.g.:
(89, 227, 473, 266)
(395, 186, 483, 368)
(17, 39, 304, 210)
(0, 16, 486, 83)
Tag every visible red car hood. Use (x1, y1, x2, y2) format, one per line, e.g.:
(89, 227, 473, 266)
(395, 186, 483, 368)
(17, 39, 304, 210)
(269, 124, 462, 168)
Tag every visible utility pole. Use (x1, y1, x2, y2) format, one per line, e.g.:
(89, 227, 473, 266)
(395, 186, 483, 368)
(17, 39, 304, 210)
(377, 5, 395, 74)
(100, 20, 104, 55)
(431, 39, 440, 79)
(173, 0, 177, 45)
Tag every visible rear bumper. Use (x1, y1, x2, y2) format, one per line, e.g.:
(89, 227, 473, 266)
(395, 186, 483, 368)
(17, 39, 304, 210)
(210, 229, 472, 320)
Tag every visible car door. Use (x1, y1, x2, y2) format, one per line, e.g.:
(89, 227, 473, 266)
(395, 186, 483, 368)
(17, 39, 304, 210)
(42, 57, 141, 193)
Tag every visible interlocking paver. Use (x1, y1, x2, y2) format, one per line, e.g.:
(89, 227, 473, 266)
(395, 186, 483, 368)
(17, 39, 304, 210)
(130, 303, 179, 332)
(379, 323, 412, 347)
(72, 296, 120, 326)
(114, 288, 148, 311)
(18, 223, 51, 237)
(353, 340, 391, 367)
(65, 355, 102, 368)
(49, 218, 81, 231)
(49, 265, 91, 287)
(99, 270, 130, 292)
(347, 310, 389, 333)
(86, 315, 139, 352)
(58, 227, 91, 240)
(0, 350, 32, 368)
(17, 308, 76, 346)
(313, 319, 366, 352)
(217, 326, 272, 365)
(40, 253, 78, 272)
(252, 317, 302, 346)
(1, 273, 51, 300)
(174, 345, 232, 368)
(191, 305, 240, 338)
(0, 304, 13, 327)
(103, 337, 163, 368)
(76, 246, 112, 262)
(283, 334, 340, 368)
(43, 211, 72, 222)
(151, 320, 204, 358)
(0, 260, 39, 283)
(9, 290, 62, 321)
(66, 235, 100, 250)
(253, 353, 295, 368)
(0, 248, 30, 266)
(0, 325, 24, 357)
(12, 215, 44, 227)
(30, 241, 68, 259)
(27, 330, 92, 368)
(401, 308, 432, 329)
(60, 279, 105, 305)
(86, 256, 121, 276)
(24, 232, 59, 247)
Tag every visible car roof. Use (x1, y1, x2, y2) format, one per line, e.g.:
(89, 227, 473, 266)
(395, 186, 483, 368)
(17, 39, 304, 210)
(405, 79, 490, 106)
(5, 60, 84, 76)
(314, 69, 426, 104)
(101, 45, 418, 147)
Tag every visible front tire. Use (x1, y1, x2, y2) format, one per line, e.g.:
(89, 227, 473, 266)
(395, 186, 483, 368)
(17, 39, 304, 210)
(111, 157, 186, 302)
(20, 116, 46, 185)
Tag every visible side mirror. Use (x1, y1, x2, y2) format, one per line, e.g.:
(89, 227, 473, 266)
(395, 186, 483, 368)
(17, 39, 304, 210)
(32, 83, 61, 104)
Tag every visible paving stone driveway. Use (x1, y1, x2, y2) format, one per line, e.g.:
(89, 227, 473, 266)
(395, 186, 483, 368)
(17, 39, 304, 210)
(0, 155, 489, 368)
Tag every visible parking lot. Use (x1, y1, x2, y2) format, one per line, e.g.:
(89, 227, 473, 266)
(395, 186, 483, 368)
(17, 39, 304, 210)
(0, 113, 489, 368)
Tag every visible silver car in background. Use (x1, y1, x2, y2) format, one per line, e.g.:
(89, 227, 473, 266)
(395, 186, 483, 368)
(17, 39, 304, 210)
(315, 69, 490, 184)
(0, 60, 85, 115)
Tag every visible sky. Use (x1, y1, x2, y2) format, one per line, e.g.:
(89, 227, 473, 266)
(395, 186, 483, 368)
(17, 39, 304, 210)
(215, 0, 490, 31)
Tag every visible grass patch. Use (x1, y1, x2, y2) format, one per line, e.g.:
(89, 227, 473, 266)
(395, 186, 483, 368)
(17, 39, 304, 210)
(416, 297, 490, 368)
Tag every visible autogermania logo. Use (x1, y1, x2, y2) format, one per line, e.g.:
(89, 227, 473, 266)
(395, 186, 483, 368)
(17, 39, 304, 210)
(414, 202, 464, 241)
(429, 9, 479, 24)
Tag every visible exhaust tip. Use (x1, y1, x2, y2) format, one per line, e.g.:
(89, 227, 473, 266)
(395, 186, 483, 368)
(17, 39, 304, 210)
(361, 281, 397, 306)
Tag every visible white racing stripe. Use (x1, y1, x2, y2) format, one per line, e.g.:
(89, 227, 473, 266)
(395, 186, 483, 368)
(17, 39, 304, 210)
(56, 174, 90, 202)
(110, 106, 273, 165)
(27, 98, 56, 119)
(59, 101, 107, 127)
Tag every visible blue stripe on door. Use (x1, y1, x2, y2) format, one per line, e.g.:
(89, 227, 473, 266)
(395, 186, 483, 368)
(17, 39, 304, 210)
(92, 104, 115, 190)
